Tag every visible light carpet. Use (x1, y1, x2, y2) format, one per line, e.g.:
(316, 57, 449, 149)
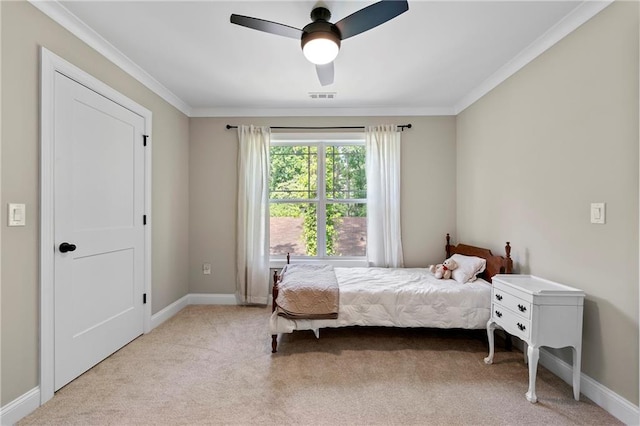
(20, 305, 621, 425)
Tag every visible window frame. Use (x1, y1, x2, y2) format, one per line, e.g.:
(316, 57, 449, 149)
(269, 132, 368, 268)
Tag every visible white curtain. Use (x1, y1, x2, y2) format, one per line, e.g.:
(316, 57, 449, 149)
(236, 125, 271, 304)
(366, 125, 404, 267)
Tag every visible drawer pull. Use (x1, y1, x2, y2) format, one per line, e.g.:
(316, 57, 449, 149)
(495, 310, 503, 318)
(518, 304, 527, 312)
(517, 323, 526, 331)
(495, 294, 503, 301)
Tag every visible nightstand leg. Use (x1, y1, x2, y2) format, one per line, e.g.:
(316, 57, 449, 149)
(572, 345, 581, 400)
(484, 320, 496, 364)
(525, 345, 539, 403)
(523, 342, 528, 365)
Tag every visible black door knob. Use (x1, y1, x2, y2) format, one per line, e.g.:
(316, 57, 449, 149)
(59, 242, 77, 253)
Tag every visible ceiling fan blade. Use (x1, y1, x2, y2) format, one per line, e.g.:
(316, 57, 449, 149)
(335, 0, 409, 40)
(230, 14, 303, 39)
(316, 62, 334, 86)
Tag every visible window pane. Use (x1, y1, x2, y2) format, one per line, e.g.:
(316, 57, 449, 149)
(270, 146, 317, 200)
(325, 145, 366, 199)
(326, 203, 366, 257)
(270, 203, 317, 256)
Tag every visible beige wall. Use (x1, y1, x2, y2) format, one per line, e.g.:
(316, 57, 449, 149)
(0, 1, 190, 405)
(189, 116, 456, 294)
(457, 1, 639, 404)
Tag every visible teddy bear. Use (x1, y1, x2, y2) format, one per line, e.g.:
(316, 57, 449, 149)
(429, 258, 458, 280)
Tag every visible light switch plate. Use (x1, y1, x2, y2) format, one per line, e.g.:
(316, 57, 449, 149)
(590, 202, 605, 224)
(8, 203, 26, 226)
(203, 263, 212, 275)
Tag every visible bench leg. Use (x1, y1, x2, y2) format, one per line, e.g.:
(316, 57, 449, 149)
(271, 334, 278, 353)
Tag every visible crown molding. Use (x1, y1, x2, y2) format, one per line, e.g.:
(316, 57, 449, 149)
(29, 0, 192, 117)
(454, 0, 614, 115)
(29, 0, 612, 119)
(190, 106, 456, 118)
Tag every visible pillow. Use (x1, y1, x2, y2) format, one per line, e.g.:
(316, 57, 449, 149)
(449, 254, 486, 284)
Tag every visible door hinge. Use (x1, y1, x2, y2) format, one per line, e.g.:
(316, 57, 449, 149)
(143, 293, 147, 304)
(143, 215, 147, 225)
(143, 134, 149, 146)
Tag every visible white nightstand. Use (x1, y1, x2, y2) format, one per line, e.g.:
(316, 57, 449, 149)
(484, 274, 585, 403)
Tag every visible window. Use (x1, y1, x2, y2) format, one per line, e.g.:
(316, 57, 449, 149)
(269, 134, 366, 260)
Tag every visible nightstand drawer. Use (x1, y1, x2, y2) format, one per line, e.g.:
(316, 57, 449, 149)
(492, 303, 531, 340)
(492, 286, 531, 320)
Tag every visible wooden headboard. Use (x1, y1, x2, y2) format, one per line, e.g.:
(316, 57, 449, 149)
(445, 234, 512, 283)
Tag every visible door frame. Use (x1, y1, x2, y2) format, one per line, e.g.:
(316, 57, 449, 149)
(39, 47, 152, 404)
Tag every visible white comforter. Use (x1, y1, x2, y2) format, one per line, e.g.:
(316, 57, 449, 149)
(270, 267, 492, 334)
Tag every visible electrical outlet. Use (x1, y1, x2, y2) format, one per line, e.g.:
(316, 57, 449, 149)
(203, 263, 211, 275)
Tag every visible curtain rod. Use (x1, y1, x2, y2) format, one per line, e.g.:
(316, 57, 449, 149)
(225, 124, 412, 131)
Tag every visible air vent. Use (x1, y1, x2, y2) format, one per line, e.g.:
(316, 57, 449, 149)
(309, 92, 336, 99)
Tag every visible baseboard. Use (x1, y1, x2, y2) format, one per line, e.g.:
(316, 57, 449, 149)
(149, 294, 190, 330)
(188, 293, 237, 305)
(537, 348, 639, 425)
(0, 387, 40, 426)
(149, 294, 237, 329)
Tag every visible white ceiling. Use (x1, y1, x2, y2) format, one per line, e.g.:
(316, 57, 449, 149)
(37, 1, 612, 117)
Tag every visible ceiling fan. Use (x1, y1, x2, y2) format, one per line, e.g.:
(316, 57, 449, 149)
(230, 1, 409, 86)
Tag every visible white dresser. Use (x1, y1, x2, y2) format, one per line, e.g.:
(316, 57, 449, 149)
(484, 274, 585, 403)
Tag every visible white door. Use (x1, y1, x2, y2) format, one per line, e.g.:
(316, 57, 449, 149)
(54, 72, 145, 390)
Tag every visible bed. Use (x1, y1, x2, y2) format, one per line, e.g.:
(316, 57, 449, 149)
(270, 234, 513, 353)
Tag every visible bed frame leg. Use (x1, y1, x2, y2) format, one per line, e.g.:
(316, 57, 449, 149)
(271, 269, 280, 353)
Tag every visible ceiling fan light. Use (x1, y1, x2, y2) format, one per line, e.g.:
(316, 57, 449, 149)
(302, 34, 340, 65)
